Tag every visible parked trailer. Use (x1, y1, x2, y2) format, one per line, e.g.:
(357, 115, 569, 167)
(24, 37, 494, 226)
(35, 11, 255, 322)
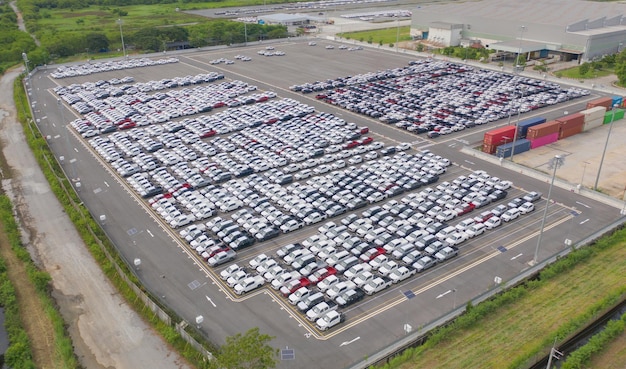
(529, 132, 558, 149)
(483, 125, 516, 145)
(603, 109, 625, 124)
(582, 106, 607, 131)
(586, 96, 613, 110)
(495, 139, 531, 158)
(557, 113, 584, 139)
(526, 120, 560, 139)
(516, 117, 547, 139)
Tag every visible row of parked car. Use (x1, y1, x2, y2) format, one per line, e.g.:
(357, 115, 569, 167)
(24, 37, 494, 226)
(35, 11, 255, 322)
(50, 57, 179, 79)
(214, 164, 545, 331)
(294, 59, 589, 137)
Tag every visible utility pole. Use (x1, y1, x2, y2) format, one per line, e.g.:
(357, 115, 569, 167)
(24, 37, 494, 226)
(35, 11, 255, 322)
(534, 155, 565, 265)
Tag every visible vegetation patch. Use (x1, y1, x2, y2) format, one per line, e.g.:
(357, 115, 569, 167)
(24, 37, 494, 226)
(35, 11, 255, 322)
(374, 226, 626, 369)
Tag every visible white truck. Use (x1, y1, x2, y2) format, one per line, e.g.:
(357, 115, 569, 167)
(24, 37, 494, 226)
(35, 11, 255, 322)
(306, 301, 338, 321)
(315, 310, 345, 331)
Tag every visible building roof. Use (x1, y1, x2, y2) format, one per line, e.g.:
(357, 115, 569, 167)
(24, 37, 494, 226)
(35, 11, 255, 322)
(429, 21, 463, 30)
(488, 39, 557, 53)
(414, 0, 626, 29)
(262, 13, 311, 23)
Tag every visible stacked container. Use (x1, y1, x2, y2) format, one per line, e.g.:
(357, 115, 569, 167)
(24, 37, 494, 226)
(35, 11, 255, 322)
(495, 139, 531, 158)
(557, 113, 584, 139)
(586, 97, 613, 110)
(603, 109, 625, 124)
(483, 125, 516, 154)
(527, 120, 560, 149)
(581, 106, 607, 131)
(516, 117, 547, 139)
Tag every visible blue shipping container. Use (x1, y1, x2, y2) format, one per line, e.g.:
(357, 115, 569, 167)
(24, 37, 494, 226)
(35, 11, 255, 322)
(495, 139, 531, 158)
(612, 96, 623, 107)
(516, 117, 547, 138)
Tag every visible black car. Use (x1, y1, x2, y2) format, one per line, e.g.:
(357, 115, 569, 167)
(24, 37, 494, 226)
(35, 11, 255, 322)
(230, 236, 255, 250)
(380, 147, 397, 156)
(335, 288, 366, 307)
(255, 227, 280, 242)
(427, 131, 440, 138)
(488, 189, 508, 202)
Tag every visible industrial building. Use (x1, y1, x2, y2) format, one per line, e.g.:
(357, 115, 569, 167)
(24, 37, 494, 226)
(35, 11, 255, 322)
(411, 0, 626, 63)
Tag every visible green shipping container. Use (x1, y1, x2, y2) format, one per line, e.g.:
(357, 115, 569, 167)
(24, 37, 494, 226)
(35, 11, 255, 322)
(603, 109, 625, 124)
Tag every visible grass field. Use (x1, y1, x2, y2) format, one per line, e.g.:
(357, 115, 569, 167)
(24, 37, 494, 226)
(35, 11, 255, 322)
(556, 66, 614, 79)
(381, 228, 626, 369)
(340, 26, 412, 45)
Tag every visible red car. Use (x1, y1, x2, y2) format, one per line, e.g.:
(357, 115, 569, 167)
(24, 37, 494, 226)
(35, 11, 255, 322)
(359, 127, 369, 134)
(199, 130, 216, 138)
(213, 101, 226, 108)
(344, 141, 360, 149)
(280, 278, 311, 297)
(359, 247, 386, 262)
(119, 122, 136, 130)
(360, 137, 373, 145)
(456, 203, 476, 216)
(308, 267, 337, 284)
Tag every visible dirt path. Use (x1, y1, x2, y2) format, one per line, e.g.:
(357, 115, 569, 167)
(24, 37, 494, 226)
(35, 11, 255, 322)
(0, 68, 191, 369)
(9, 1, 39, 46)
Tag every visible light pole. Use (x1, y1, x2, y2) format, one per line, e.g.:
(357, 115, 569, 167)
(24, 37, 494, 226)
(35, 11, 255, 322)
(594, 103, 619, 190)
(580, 161, 590, 187)
(22, 52, 30, 84)
(509, 86, 527, 161)
(533, 155, 565, 265)
(395, 18, 400, 53)
(515, 25, 526, 71)
(117, 18, 126, 58)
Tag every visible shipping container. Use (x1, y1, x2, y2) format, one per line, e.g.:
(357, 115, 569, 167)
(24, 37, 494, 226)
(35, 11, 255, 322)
(603, 109, 625, 124)
(516, 117, 547, 138)
(586, 97, 613, 110)
(530, 132, 558, 149)
(482, 143, 497, 154)
(580, 106, 606, 123)
(583, 117, 604, 131)
(612, 96, 623, 107)
(559, 126, 583, 140)
(526, 120, 560, 139)
(557, 113, 585, 128)
(483, 125, 516, 145)
(495, 139, 531, 158)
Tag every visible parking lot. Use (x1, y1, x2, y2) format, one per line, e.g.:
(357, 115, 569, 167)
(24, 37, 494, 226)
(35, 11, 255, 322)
(30, 39, 623, 368)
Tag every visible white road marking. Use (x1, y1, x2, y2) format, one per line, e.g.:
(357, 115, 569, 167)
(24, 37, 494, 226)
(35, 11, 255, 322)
(205, 295, 216, 307)
(575, 201, 590, 208)
(104, 181, 110, 187)
(580, 218, 589, 225)
(147, 230, 154, 237)
(340, 336, 360, 347)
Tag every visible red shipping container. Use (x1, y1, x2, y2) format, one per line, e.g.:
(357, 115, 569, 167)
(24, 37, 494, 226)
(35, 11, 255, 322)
(529, 132, 558, 149)
(482, 143, 497, 154)
(526, 120, 560, 139)
(557, 113, 585, 128)
(586, 97, 613, 110)
(483, 125, 516, 145)
(559, 126, 583, 139)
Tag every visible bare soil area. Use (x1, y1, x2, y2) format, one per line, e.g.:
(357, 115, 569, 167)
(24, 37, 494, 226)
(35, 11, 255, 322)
(0, 67, 191, 369)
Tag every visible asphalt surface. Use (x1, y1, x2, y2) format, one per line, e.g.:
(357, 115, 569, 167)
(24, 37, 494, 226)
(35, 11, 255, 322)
(28, 38, 625, 369)
(1, 67, 192, 369)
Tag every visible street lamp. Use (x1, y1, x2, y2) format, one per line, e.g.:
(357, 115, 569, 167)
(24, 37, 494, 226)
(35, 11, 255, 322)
(580, 161, 590, 187)
(533, 155, 565, 265)
(515, 25, 526, 71)
(395, 18, 400, 53)
(594, 103, 619, 190)
(509, 86, 527, 161)
(22, 52, 30, 83)
(117, 18, 126, 58)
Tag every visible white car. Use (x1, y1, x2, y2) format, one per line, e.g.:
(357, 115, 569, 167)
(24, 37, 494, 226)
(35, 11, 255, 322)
(501, 208, 521, 222)
(484, 216, 501, 229)
(220, 264, 242, 281)
(316, 310, 344, 331)
(519, 202, 535, 214)
(464, 223, 486, 238)
(280, 219, 304, 233)
(363, 276, 392, 295)
(234, 275, 265, 295)
(445, 232, 469, 246)
(396, 142, 411, 151)
(317, 275, 340, 292)
(389, 266, 417, 283)
(249, 253, 269, 268)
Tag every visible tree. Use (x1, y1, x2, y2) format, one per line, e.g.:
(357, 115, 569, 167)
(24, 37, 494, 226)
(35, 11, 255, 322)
(85, 33, 109, 52)
(579, 62, 590, 76)
(212, 327, 279, 369)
